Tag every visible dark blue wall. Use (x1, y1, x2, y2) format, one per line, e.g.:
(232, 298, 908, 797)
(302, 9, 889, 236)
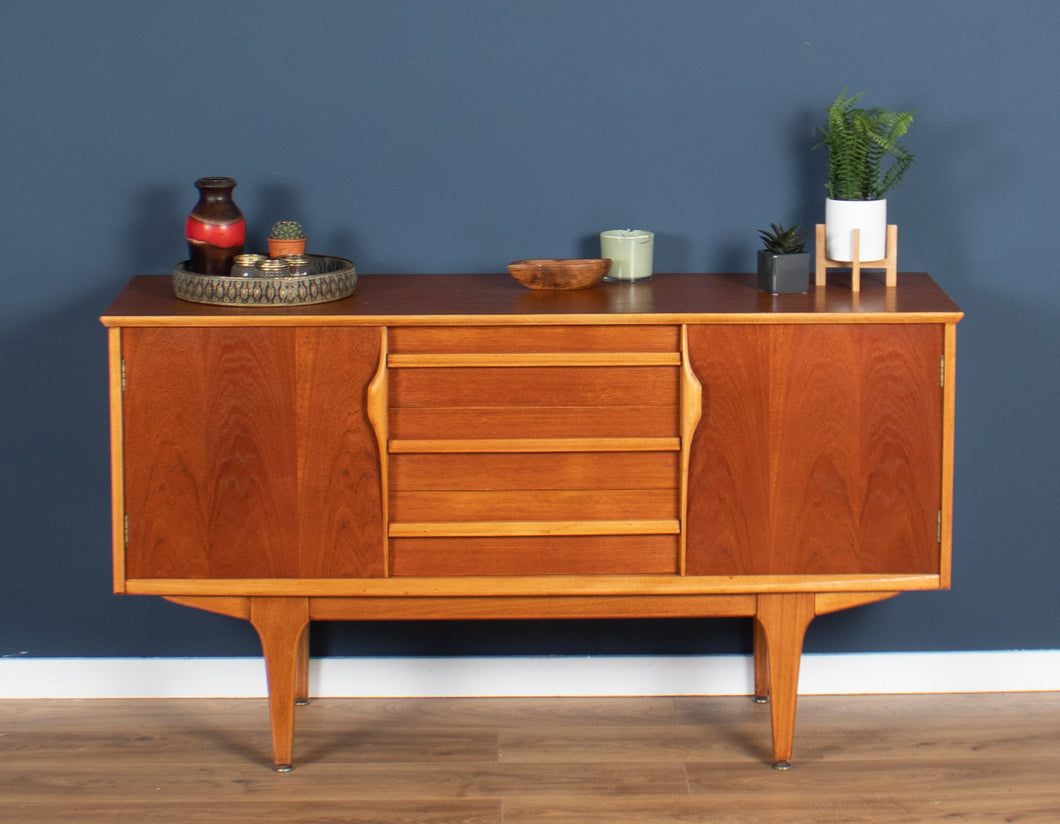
(3, 1, 1057, 659)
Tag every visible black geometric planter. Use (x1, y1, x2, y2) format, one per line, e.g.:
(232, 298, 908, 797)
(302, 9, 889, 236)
(757, 250, 810, 294)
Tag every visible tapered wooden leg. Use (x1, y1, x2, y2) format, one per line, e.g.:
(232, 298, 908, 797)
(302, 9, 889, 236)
(295, 622, 310, 706)
(754, 593, 815, 769)
(752, 618, 769, 703)
(249, 597, 310, 772)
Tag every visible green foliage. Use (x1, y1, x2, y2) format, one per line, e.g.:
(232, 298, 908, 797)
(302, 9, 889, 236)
(758, 223, 807, 254)
(817, 89, 916, 201)
(269, 220, 304, 239)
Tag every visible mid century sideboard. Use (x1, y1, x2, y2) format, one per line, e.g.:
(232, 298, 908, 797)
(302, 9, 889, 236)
(101, 271, 962, 771)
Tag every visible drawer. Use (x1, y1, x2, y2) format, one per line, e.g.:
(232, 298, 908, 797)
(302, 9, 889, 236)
(389, 325, 680, 354)
(391, 452, 679, 491)
(390, 405, 679, 440)
(390, 535, 680, 576)
(389, 365, 679, 409)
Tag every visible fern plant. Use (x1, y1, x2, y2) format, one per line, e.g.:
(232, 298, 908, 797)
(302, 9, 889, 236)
(817, 90, 916, 201)
(758, 223, 807, 255)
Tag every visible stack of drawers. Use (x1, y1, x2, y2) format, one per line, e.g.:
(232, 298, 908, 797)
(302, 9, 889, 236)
(385, 325, 684, 576)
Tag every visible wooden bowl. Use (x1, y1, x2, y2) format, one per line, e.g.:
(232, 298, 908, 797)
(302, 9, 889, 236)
(508, 258, 611, 290)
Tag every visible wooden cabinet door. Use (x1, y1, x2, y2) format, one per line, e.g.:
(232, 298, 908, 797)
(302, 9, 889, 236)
(120, 326, 385, 580)
(685, 324, 944, 576)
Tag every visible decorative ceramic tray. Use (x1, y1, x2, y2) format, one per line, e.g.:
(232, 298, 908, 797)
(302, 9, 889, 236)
(173, 256, 357, 306)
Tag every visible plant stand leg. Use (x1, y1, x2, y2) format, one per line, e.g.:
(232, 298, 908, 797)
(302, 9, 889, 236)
(884, 224, 898, 286)
(815, 224, 828, 287)
(851, 229, 862, 292)
(816, 223, 898, 291)
(754, 593, 815, 769)
(249, 597, 310, 772)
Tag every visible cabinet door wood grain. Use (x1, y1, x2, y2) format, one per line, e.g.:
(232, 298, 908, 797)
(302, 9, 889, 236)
(685, 324, 944, 576)
(121, 327, 385, 579)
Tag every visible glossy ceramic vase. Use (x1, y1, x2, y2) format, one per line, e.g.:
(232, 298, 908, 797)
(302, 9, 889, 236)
(185, 177, 246, 275)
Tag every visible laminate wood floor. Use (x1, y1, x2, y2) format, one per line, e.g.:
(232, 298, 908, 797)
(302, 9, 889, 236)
(1, 692, 1057, 823)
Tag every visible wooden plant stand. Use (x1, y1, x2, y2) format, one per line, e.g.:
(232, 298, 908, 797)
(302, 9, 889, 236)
(815, 224, 898, 291)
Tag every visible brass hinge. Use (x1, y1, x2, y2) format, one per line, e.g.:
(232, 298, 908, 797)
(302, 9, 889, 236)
(939, 354, 945, 388)
(121, 358, 128, 392)
(123, 513, 129, 549)
(937, 510, 943, 543)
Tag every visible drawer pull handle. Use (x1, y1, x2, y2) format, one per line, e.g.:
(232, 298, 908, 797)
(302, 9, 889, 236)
(389, 437, 680, 453)
(389, 519, 681, 537)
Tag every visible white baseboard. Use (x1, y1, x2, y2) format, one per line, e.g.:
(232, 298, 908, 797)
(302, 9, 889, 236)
(1, 651, 1057, 699)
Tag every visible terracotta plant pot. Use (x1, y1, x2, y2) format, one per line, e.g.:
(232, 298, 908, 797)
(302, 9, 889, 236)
(268, 237, 306, 258)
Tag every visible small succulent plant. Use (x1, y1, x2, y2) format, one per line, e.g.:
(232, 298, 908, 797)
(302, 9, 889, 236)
(269, 220, 305, 240)
(758, 223, 807, 255)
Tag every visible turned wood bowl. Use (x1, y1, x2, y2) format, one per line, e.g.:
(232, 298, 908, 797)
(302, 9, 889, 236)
(508, 258, 612, 290)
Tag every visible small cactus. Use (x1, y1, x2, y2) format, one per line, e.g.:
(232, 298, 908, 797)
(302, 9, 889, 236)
(758, 223, 807, 255)
(269, 220, 305, 240)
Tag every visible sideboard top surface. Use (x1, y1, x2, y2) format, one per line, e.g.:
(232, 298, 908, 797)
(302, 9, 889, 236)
(101, 272, 962, 327)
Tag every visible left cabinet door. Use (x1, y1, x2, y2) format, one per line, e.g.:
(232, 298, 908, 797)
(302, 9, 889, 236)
(119, 326, 386, 582)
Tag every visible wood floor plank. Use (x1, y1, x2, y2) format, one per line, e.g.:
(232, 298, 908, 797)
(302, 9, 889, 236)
(325, 695, 681, 726)
(501, 793, 1060, 824)
(683, 758, 1060, 822)
(0, 801, 502, 824)
(499, 725, 763, 763)
(0, 762, 691, 803)
(0, 726, 501, 765)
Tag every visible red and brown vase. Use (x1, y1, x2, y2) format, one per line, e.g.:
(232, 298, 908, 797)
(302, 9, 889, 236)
(184, 176, 246, 275)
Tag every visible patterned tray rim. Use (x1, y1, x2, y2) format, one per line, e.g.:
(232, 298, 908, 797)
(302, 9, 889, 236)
(173, 256, 357, 306)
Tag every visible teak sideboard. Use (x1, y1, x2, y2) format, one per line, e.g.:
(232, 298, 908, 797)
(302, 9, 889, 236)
(101, 271, 962, 771)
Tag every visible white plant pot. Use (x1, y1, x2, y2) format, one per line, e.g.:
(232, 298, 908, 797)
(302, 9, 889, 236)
(825, 198, 887, 262)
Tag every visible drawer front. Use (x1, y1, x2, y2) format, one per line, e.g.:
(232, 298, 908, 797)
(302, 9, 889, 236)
(391, 452, 679, 491)
(391, 404, 679, 440)
(386, 325, 683, 576)
(390, 365, 678, 408)
(389, 324, 680, 354)
(390, 535, 679, 576)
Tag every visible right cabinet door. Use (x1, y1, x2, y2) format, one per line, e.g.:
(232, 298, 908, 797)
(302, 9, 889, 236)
(685, 323, 944, 576)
